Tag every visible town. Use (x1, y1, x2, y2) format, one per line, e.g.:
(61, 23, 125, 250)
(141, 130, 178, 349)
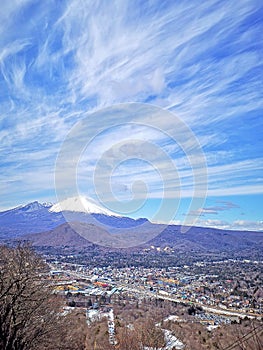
(38, 248, 262, 349)
(40, 248, 262, 348)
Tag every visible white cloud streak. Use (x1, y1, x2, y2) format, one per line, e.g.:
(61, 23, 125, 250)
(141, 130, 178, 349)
(0, 0, 262, 216)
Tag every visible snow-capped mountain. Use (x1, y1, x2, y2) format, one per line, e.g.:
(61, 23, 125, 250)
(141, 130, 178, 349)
(0, 201, 64, 238)
(1, 201, 52, 214)
(17, 201, 52, 212)
(49, 196, 120, 217)
(0, 196, 148, 239)
(1, 198, 263, 254)
(49, 196, 148, 232)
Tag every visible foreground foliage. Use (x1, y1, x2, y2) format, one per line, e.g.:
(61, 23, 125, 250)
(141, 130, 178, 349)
(0, 245, 86, 350)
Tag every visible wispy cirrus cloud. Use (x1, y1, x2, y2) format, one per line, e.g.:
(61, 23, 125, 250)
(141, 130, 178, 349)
(0, 0, 262, 230)
(192, 219, 263, 232)
(188, 200, 240, 217)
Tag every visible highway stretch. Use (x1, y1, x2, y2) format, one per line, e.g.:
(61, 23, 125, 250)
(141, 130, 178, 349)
(64, 270, 263, 319)
(119, 284, 263, 319)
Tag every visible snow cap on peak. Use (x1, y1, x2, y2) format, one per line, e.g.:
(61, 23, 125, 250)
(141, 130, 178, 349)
(17, 201, 48, 212)
(49, 196, 120, 216)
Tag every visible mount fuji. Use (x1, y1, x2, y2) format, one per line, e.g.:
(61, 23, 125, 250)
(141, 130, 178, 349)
(0, 196, 149, 239)
(0, 197, 262, 255)
(49, 195, 120, 216)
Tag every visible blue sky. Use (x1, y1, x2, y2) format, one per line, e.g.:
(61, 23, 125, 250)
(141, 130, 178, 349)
(0, 0, 262, 231)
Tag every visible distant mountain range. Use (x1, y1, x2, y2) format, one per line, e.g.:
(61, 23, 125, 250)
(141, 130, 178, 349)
(0, 197, 263, 255)
(18, 221, 262, 255)
(0, 197, 149, 239)
(0, 201, 64, 239)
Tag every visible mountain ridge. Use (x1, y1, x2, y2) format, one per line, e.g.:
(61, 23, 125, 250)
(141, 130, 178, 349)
(0, 197, 149, 239)
(16, 221, 263, 255)
(0, 198, 263, 255)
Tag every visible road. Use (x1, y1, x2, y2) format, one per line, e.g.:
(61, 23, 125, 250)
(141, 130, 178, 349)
(119, 284, 262, 319)
(64, 270, 263, 319)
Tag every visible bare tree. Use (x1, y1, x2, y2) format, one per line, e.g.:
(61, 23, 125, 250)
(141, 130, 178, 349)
(0, 244, 86, 350)
(137, 319, 165, 349)
(219, 320, 263, 350)
(115, 318, 165, 350)
(116, 325, 141, 350)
